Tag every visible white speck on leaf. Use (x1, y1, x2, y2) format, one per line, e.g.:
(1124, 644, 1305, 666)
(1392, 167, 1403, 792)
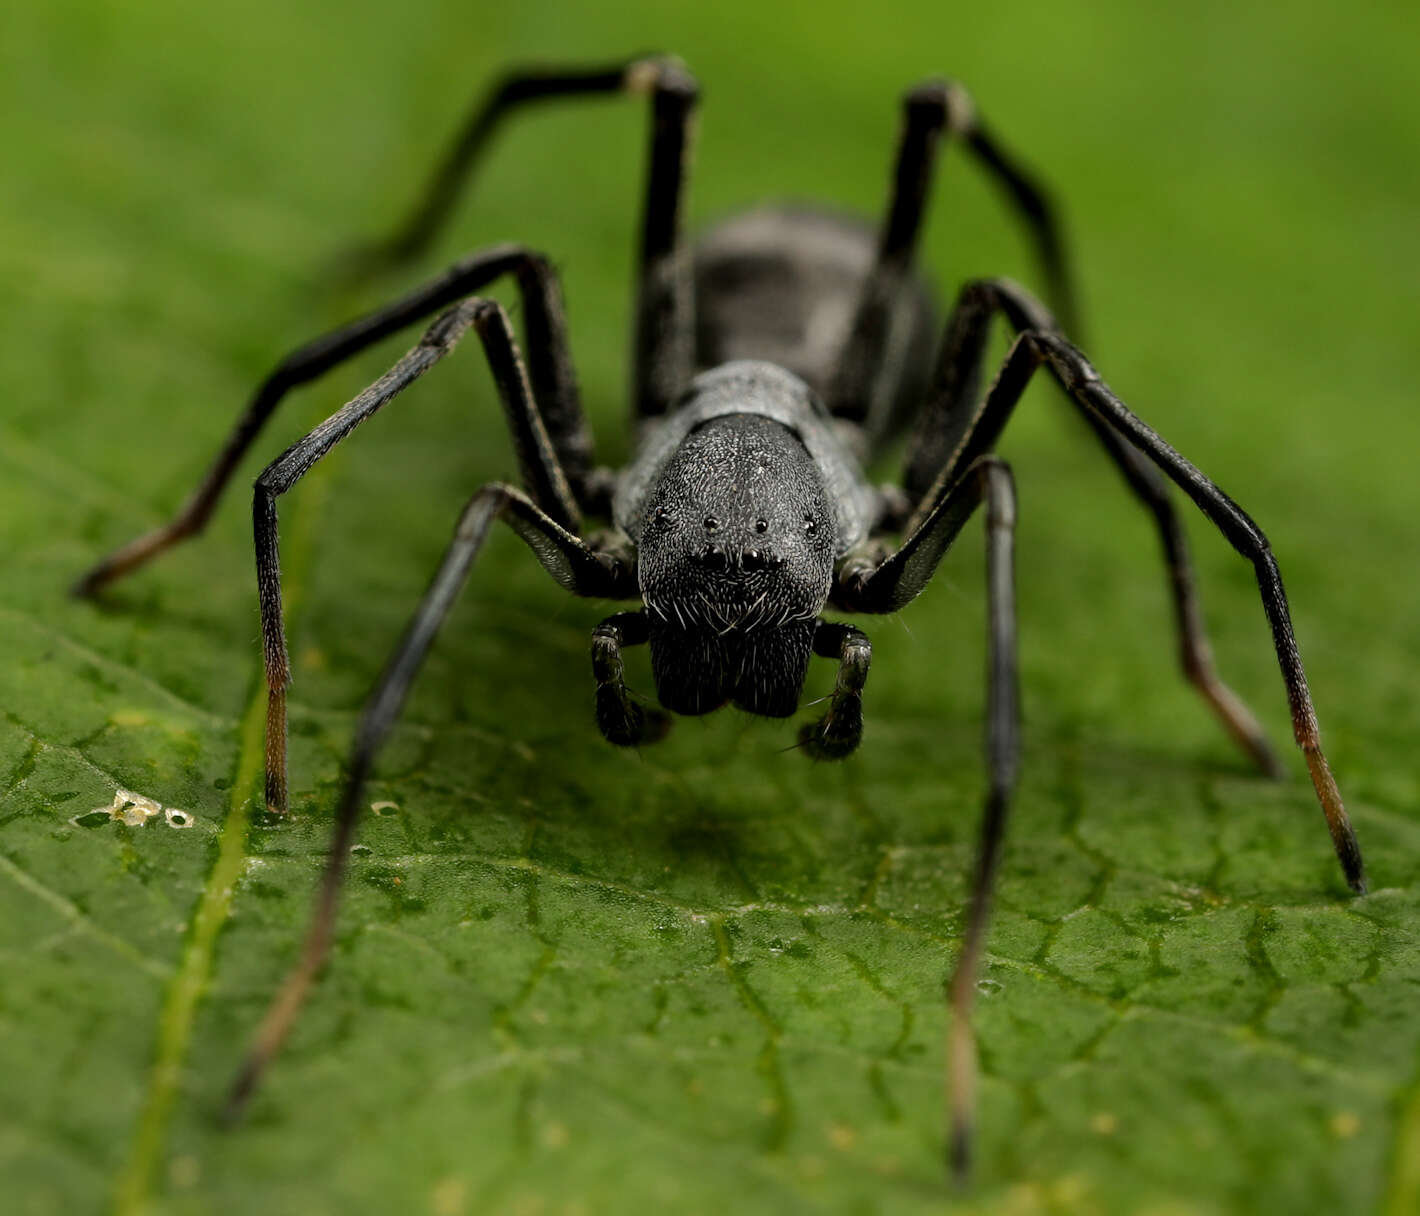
(79, 788, 198, 830)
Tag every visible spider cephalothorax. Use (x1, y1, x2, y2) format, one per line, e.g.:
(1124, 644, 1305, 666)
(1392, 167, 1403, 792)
(620, 364, 846, 716)
(72, 53, 1364, 1176)
(634, 411, 836, 636)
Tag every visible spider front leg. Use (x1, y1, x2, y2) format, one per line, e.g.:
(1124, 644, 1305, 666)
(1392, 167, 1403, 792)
(900, 290, 1362, 890)
(833, 458, 1020, 1179)
(72, 244, 593, 595)
(798, 622, 872, 759)
(1020, 329, 1365, 892)
(252, 288, 596, 810)
(227, 482, 634, 1121)
(903, 277, 1286, 781)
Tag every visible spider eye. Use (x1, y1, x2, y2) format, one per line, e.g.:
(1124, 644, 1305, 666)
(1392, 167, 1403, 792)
(803, 515, 818, 536)
(653, 506, 669, 523)
(703, 515, 720, 532)
(755, 517, 769, 534)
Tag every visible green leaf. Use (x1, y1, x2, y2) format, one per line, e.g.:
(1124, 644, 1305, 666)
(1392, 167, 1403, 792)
(4, 2, 1419, 1213)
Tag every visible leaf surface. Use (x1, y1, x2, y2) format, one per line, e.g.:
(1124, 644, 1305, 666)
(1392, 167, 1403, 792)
(4, 3, 1419, 1213)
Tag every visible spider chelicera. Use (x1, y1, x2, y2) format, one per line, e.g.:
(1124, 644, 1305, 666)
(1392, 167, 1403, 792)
(72, 55, 1364, 1174)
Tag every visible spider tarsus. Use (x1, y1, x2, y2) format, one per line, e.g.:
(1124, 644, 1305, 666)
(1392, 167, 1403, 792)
(220, 1056, 262, 1127)
(1332, 814, 1367, 895)
(71, 547, 129, 597)
(1302, 747, 1367, 894)
(221, 959, 317, 1125)
(69, 566, 110, 599)
(1255, 743, 1288, 782)
(71, 520, 191, 598)
(1228, 719, 1286, 781)
(1345, 859, 1367, 897)
(264, 687, 290, 813)
(1185, 661, 1285, 779)
(947, 1122, 972, 1186)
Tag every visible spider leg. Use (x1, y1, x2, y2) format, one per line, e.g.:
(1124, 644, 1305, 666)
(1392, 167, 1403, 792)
(1023, 329, 1365, 892)
(225, 481, 628, 1122)
(338, 58, 688, 274)
(334, 54, 699, 419)
(631, 61, 698, 419)
(72, 245, 594, 595)
(834, 458, 1020, 1180)
(828, 79, 1079, 433)
(253, 295, 626, 811)
(884, 304, 1364, 891)
(903, 278, 1286, 780)
(842, 304, 1363, 1173)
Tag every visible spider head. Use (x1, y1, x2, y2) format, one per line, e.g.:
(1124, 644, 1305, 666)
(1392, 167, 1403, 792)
(637, 413, 836, 716)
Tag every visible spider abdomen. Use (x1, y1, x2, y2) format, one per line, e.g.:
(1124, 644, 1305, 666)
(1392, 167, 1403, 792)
(693, 206, 938, 434)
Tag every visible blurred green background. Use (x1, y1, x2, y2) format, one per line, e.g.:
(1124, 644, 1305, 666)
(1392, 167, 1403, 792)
(3, 1, 1418, 1213)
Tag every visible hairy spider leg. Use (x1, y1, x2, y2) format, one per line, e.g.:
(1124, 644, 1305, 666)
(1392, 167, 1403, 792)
(904, 278, 1286, 776)
(828, 79, 1081, 437)
(250, 288, 617, 811)
(832, 457, 1020, 1181)
(71, 246, 594, 596)
(1013, 329, 1363, 889)
(226, 480, 633, 1123)
(335, 54, 700, 420)
(838, 282, 1365, 1174)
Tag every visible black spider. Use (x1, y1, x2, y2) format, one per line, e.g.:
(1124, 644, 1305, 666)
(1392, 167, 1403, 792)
(72, 56, 1364, 1176)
